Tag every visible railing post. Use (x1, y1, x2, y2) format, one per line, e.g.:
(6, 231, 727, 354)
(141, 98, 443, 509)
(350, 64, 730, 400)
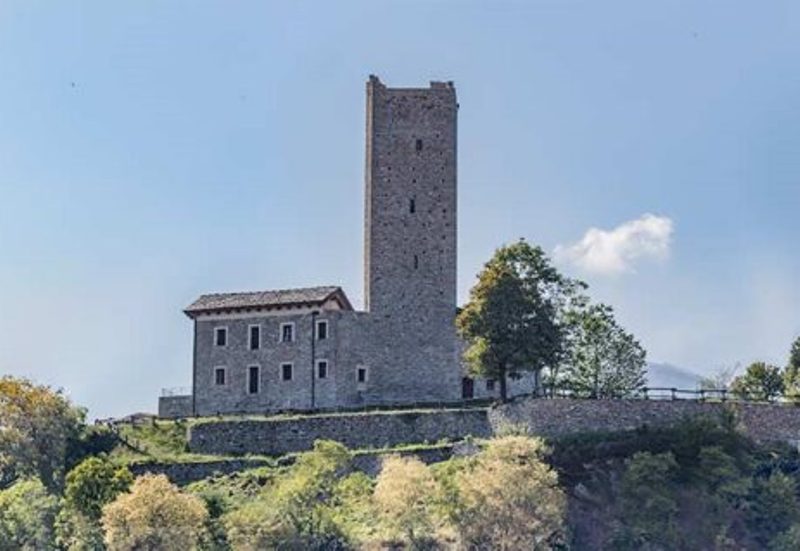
(671, 388, 677, 401)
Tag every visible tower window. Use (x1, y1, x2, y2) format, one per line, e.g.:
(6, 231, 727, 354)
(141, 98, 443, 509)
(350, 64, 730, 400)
(415, 139, 423, 151)
(281, 363, 293, 381)
(409, 198, 416, 214)
(357, 366, 368, 384)
(317, 360, 328, 379)
(413, 255, 419, 270)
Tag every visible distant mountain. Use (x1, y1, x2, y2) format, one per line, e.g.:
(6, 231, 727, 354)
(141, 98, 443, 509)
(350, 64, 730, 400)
(646, 362, 704, 390)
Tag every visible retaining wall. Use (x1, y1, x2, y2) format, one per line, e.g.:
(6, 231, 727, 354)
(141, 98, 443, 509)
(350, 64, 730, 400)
(490, 398, 800, 446)
(188, 407, 491, 456)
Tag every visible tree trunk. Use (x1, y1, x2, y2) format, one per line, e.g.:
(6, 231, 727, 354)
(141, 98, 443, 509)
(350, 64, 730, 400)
(499, 364, 508, 402)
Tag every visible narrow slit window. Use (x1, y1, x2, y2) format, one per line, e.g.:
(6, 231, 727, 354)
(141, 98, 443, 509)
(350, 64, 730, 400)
(357, 367, 367, 384)
(409, 198, 416, 214)
(317, 360, 328, 379)
(281, 363, 293, 381)
(415, 139, 423, 152)
(413, 255, 419, 270)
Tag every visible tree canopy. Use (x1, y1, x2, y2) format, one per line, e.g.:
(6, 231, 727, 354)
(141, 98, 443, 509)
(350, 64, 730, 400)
(558, 303, 647, 398)
(457, 240, 585, 400)
(731, 362, 785, 402)
(0, 377, 85, 491)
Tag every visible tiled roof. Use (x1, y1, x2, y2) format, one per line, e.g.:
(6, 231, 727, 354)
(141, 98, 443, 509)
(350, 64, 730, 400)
(184, 286, 352, 316)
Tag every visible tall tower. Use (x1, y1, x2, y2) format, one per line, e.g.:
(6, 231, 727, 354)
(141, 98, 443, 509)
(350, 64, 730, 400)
(363, 75, 460, 401)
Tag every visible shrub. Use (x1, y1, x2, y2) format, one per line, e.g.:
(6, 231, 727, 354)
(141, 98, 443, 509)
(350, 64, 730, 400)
(101, 474, 208, 551)
(374, 455, 440, 547)
(0, 477, 59, 551)
(455, 436, 566, 549)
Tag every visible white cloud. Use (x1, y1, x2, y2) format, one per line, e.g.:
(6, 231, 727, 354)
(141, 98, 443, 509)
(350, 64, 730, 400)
(554, 213, 674, 275)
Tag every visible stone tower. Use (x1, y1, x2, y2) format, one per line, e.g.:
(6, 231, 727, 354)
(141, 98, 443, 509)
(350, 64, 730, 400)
(363, 75, 461, 401)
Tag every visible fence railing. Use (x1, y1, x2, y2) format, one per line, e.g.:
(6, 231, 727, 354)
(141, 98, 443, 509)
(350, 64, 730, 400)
(161, 386, 192, 397)
(532, 385, 797, 405)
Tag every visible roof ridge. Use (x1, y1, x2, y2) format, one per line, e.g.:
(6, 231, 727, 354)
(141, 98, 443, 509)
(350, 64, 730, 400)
(199, 285, 340, 298)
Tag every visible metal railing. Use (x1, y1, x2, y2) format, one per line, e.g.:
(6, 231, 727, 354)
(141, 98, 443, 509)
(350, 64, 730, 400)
(161, 386, 192, 397)
(532, 384, 798, 405)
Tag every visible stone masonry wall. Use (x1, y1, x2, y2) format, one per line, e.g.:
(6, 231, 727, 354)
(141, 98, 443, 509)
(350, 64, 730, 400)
(158, 395, 193, 419)
(490, 397, 800, 446)
(188, 408, 491, 456)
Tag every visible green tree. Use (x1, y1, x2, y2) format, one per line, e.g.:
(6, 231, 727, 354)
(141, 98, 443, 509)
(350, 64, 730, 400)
(56, 457, 133, 550)
(457, 240, 585, 401)
(101, 474, 209, 551)
(783, 337, 800, 400)
(454, 436, 566, 549)
(746, 472, 800, 548)
(558, 303, 647, 398)
(614, 452, 680, 549)
(224, 440, 351, 550)
(0, 376, 85, 491)
(0, 478, 59, 551)
(731, 362, 785, 402)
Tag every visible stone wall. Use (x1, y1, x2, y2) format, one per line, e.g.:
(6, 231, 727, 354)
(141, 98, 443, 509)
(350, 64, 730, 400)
(158, 395, 193, 419)
(490, 397, 800, 446)
(129, 458, 270, 486)
(188, 407, 491, 456)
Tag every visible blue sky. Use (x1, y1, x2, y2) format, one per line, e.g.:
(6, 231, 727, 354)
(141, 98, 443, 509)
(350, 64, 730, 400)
(1, 1, 798, 417)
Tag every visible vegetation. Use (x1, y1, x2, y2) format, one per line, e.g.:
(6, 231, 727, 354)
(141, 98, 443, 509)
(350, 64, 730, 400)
(731, 361, 785, 401)
(456, 240, 585, 400)
(101, 474, 208, 551)
(558, 303, 647, 398)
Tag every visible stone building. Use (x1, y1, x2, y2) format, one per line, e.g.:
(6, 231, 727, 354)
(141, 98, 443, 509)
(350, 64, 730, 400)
(159, 76, 537, 418)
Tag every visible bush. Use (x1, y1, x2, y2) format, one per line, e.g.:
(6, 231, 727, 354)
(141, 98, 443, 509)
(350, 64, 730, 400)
(0, 477, 59, 551)
(374, 455, 440, 547)
(101, 474, 208, 551)
(454, 436, 565, 549)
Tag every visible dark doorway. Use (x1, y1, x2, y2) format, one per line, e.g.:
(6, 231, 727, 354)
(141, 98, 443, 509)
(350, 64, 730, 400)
(462, 377, 474, 399)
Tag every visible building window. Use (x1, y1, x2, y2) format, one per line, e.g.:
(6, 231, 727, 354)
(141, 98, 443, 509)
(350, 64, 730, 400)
(413, 255, 419, 270)
(317, 360, 328, 379)
(280, 323, 294, 343)
(415, 139, 423, 152)
(248, 366, 260, 394)
(486, 379, 496, 391)
(249, 325, 260, 350)
(281, 363, 293, 381)
(214, 327, 227, 347)
(357, 366, 367, 384)
(316, 320, 328, 340)
(214, 367, 226, 386)
(409, 198, 416, 214)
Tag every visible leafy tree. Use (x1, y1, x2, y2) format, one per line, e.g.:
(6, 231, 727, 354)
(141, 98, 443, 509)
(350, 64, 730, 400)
(0, 376, 85, 491)
(772, 523, 800, 551)
(731, 362, 785, 402)
(373, 455, 440, 548)
(783, 337, 800, 400)
(0, 477, 59, 551)
(101, 474, 208, 551)
(746, 472, 800, 548)
(56, 457, 133, 550)
(224, 440, 351, 550)
(455, 436, 566, 549)
(457, 240, 585, 400)
(613, 452, 680, 549)
(558, 303, 647, 398)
